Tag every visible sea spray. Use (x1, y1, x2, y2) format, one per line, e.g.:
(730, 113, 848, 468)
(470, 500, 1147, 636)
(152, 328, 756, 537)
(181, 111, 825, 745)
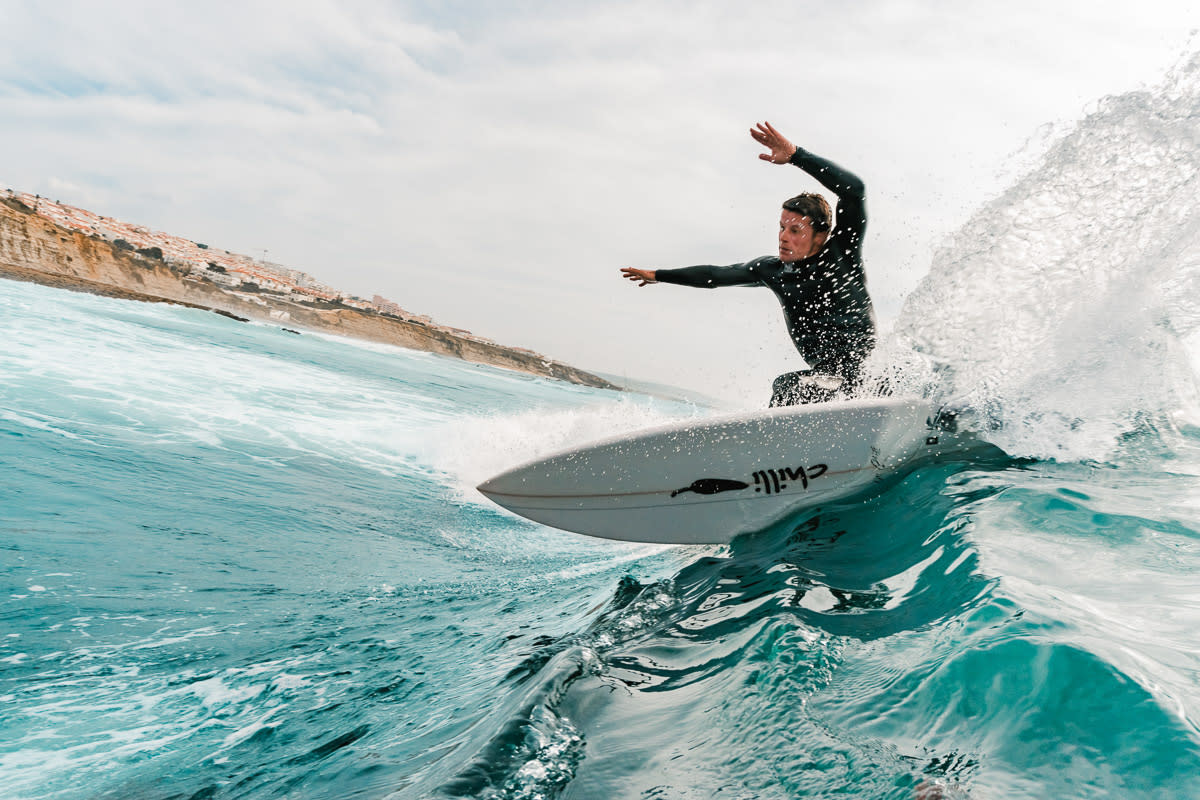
(877, 52, 1200, 461)
(424, 395, 705, 502)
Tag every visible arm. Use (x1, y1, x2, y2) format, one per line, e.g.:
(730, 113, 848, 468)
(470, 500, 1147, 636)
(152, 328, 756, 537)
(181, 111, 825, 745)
(752, 121, 866, 238)
(620, 263, 760, 289)
(790, 147, 866, 238)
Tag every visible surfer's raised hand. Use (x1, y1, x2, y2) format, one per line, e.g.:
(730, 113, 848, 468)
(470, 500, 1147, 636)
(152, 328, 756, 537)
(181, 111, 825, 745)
(751, 121, 796, 164)
(620, 267, 658, 286)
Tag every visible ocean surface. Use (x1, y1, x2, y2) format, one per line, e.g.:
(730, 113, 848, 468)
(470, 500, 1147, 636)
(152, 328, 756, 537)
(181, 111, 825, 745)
(5, 55, 1200, 800)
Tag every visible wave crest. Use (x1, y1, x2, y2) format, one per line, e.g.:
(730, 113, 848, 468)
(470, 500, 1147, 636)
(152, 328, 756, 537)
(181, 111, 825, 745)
(886, 51, 1200, 460)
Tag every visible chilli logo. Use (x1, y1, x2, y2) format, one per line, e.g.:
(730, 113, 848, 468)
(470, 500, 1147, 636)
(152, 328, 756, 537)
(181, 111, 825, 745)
(670, 464, 828, 498)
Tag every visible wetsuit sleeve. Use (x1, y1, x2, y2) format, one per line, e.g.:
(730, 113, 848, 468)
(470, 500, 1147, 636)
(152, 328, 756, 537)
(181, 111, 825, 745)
(789, 147, 866, 242)
(655, 263, 762, 288)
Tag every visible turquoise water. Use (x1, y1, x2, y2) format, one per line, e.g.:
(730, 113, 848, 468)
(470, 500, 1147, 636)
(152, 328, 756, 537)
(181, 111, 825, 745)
(6, 54, 1200, 800)
(4, 277, 1200, 799)
(0, 279, 697, 799)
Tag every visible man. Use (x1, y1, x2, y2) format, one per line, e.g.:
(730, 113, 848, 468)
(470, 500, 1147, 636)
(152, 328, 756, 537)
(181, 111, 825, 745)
(620, 121, 876, 406)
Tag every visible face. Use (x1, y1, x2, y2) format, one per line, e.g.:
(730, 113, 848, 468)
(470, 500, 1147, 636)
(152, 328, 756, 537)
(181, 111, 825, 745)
(778, 210, 827, 262)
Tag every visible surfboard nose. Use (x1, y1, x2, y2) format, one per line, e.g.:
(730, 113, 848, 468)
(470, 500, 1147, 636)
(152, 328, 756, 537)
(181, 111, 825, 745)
(476, 469, 543, 518)
(476, 468, 522, 500)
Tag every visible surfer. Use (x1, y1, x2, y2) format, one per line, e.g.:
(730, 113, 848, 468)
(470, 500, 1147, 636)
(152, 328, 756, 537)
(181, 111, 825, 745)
(621, 121, 875, 405)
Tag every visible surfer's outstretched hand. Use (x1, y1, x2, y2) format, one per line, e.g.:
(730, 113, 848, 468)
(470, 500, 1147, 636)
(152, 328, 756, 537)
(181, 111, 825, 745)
(752, 121, 796, 164)
(620, 267, 657, 286)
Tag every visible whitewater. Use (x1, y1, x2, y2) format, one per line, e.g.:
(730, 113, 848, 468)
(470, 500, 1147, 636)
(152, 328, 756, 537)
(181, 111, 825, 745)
(4, 54, 1200, 800)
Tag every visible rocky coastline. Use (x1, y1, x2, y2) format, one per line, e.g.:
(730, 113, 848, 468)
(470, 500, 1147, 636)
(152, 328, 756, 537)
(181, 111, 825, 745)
(0, 195, 617, 390)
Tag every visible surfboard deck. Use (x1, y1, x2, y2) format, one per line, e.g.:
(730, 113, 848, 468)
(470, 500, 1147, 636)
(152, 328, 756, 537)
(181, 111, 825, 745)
(477, 397, 963, 544)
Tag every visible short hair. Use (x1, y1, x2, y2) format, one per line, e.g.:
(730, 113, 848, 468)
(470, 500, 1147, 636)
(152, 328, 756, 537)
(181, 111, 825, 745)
(782, 193, 831, 233)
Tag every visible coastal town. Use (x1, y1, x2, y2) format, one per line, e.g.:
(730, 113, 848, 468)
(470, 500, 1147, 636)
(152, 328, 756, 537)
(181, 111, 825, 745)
(0, 187, 613, 387)
(0, 188, 522, 351)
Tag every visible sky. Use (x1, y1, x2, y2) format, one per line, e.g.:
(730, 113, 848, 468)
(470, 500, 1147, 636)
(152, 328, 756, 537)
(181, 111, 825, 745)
(2, 0, 1197, 401)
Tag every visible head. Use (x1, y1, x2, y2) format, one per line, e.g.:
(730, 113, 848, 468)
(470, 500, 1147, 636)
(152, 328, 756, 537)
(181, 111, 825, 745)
(778, 193, 831, 262)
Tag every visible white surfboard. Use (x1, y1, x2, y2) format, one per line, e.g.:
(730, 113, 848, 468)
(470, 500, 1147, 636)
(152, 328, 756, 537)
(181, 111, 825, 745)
(477, 396, 961, 544)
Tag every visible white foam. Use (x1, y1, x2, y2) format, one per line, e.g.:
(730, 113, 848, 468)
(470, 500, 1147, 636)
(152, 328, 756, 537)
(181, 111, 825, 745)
(189, 676, 265, 709)
(422, 394, 704, 501)
(271, 673, 309, 691)
(887, 51, 1200, 461)
(0, 282, 480, 483)
(220, 709, 279, 749)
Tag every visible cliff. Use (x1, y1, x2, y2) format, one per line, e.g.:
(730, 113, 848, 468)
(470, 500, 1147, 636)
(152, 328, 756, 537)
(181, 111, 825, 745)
(0, 197, 617, 389)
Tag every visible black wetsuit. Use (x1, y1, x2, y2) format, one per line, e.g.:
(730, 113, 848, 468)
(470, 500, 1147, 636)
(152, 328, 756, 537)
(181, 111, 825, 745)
(655, 147, 875, 398)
